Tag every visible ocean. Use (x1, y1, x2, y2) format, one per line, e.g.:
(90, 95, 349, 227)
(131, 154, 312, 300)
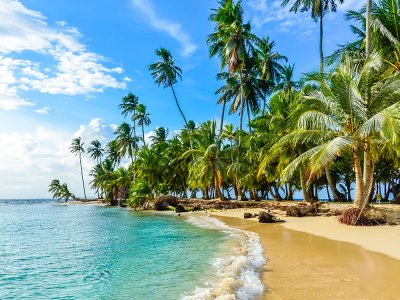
(0, 200, 264, 299)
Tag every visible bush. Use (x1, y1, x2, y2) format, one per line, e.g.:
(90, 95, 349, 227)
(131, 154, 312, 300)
(127, 180, 152, 208)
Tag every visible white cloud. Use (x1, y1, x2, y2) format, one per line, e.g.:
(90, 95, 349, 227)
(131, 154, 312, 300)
(0, 0, 127, 110)
(144, 130, 156, 146)
(0, 118, 117, 198)
(247, 0, 364, 35)
(73, 117, 114, 144)
(35, 106, 50, 114)
(130, 0, 197, 57)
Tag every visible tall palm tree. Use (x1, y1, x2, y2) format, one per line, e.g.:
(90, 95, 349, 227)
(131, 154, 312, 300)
(148, 48, 189, 128)
(133, 103, 151, 146)
(70, 137, 87, 199)
(208, 0, 246, 137)
(87, 140, 104, 165)
(278, 53, 400, 208)
(281, 0, 344, 73)
(255, 37, 287, 113)
(216, 55, 265, 132)
(114, 123, 137, 165)
(366, 0, 372, 56)
(119, 92, 139, 146)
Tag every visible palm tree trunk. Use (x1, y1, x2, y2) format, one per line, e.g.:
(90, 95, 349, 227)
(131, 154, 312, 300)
(132, 113, 137, 180)
(353, 151, 364, 207)
(238, 70, 245, 145)
(218, 98, 226, 141)
(325, 165, 345, 201)
(171, 85, 193, 150)
(366, 0, 372, 57)
(79, 152, 87, 199)
(363, 151, 374, 202)
(171, 85, 189, 127)
(142, 124, 146, 147)
(319, 6, 324, 74)
(299, 168, 310, 202)
(246, 101, 252, 133)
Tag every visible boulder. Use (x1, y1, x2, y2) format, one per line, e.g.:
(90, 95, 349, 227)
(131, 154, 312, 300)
(175, 204, 187, 213)
(244, 212, 256, 219)
(258, 211, 284, 223)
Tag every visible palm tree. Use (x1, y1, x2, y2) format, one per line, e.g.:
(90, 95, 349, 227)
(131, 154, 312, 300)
(105, 140, 121, 168)
(366, 0, 372, 56)
(216, 55, 265, 133)
(278, 53, 400, 208)
(87, 140, 104, 165)
(208, 0, 246, 137)
(151, 127, 169, 146)
(49, 180, 75, 201)
(133, 103, 151, 146)
(183, 120, 226, 200)
(114, 123, 137, 165)
(119, 92, 139, 146)
(281, 0, 344, 73)
(255, 37, 287, 113)
(148, 48, 189, 129)
(70, 137, 87, 199)
(90, 158, 115, 202)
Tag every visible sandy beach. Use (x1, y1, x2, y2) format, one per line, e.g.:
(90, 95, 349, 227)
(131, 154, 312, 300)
(211, 208, 400, 299)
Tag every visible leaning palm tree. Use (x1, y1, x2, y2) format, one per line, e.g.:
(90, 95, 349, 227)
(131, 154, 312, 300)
(277, 53, 400, 208)
(70, 137, 87, 199)
(148, 48, 189, 128)
(281, 0, 344, 73)
(87, 140, 104, 165)
(133, 103, 151, 146)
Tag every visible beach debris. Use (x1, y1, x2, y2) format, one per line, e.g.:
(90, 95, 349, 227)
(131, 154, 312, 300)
(258, 211, 284, 223)
(338, 207, 386, 226)
(243, 212, 257, 219)
(175, 204, 187, 213)
(154, 195, 178, 211)
(286, 202, 320, 217)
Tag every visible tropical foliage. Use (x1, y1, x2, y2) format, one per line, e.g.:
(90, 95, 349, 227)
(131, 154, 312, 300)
(51, 0, 400, 210)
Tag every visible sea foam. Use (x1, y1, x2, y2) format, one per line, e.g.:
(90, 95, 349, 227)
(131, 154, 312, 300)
(182, 215, 265, 300)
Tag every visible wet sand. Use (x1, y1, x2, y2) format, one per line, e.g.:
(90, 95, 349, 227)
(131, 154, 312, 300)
(214, 215, 400, 300)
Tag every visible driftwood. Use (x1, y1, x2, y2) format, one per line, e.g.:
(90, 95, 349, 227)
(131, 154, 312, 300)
(286, 203, 321, 217)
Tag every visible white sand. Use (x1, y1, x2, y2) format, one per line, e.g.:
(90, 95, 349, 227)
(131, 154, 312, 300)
(210, 208, 400, 260)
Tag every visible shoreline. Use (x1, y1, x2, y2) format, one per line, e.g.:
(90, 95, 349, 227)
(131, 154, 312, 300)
(210, 209, 400, 299)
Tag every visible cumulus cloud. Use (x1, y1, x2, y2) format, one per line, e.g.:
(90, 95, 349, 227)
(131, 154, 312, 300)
(130, 0, 197, 57)
(35, 106, 50, 114)
(0, 0, 128, 110)
(246, 0, 364, 35)
(0, 118, 117, 198)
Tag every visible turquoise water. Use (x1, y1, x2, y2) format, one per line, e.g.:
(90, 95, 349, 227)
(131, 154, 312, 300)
(0, 201, 231, 299)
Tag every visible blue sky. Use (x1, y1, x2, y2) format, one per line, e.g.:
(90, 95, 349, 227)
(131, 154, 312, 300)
(0, 0, 363, 198)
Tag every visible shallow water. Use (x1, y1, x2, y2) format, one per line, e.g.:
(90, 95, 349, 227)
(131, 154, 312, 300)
(0, 201, 233, 299)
